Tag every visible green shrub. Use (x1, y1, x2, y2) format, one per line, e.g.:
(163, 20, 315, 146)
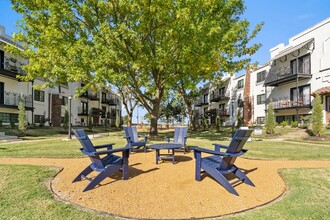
(265, 103, 276, 134)
(291, 121, 298, 128)
(63, 110, 69, 131)
(311, 94, 323, 136)
(0, 120, 2, 127)
(281, 121, 288, 127)
(18, 97, 27, 134)
(88, 116, 93, 131)
(201, 116, 207, 131)
(300, 115, 311, 129)
(9, 121, 15, 129)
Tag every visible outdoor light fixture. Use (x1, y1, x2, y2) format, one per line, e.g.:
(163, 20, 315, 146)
(68, 95, 72, 139)
(231, 99, 235, 138)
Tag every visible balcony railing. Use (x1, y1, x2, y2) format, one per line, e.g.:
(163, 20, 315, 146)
(0, 91, 32, 108)
(265, 64, 311, 86)
(210, 92, 230, 102)
(271, 96, 311, 110)
(1, 56, 26, 74)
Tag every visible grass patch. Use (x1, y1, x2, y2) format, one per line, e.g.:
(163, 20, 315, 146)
(225, 168, 330, 220)
(243, 141, 330, 160)
(1, 130, 330, 160)
(0, 165, 110, 220)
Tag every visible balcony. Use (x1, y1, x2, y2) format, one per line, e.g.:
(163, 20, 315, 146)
(265, 65, 312, 87)
(271, 96, 311, 110)
(219, 109, 230, 116)
(210, 92, 230, 102)
(0, 91, 33, 110)
(194, 99, 202, 107)
(0, 57, 26, 79)
(79, 92, 99, 101)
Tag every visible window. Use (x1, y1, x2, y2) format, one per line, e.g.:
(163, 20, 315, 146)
(81, 102, 88, 114)
(290, 85, 310, 105)
(34, 90, 45, 102)
(102, 92, 106, 102)
(61, 96, 68, 106)
(0, 113, 18, 123)
(237, 79, 244, 89)
(101, 106, 106, 118)
(256, 117, 265, 124)
(0, 50, 4, 69)
(219, 87, 225, 95)
(290, 54, 310, 75)
(35, 115, 45, 123)
(257, 94, 266, 105)
(203, 94, 208, 103)
(257, 71, 266, 83)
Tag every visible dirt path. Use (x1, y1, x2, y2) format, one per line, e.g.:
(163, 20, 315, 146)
(1, 152, 330, 219)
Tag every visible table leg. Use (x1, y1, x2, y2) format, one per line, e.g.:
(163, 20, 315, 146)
(172, 149, 175, 164)
(156, 149, 159, 164)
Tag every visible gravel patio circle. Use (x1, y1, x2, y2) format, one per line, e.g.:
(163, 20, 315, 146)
(1, 152, 330, 219)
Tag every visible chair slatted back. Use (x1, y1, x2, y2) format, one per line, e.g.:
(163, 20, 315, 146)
(124, 126, 138, 143)
(219, 129, 252, 171)
(73, 129, 104, 170)
(173, 127, 188, 144)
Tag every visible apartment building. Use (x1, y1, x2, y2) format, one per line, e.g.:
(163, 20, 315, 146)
(0, 25, 121, 127)
(194, 17, 330, 126)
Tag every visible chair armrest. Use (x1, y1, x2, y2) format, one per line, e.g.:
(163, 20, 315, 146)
(166, 136, 173, 142)
(191, 147, 227, 156)
(94, 143, 115, 149)
(94, 146, 132, 155)
(191, 147, 247, 157)
(138, 135, 148, 142)
(212, 143, 228, 152)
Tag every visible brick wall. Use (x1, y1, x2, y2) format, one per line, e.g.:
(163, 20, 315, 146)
(51, 94, 62, 126)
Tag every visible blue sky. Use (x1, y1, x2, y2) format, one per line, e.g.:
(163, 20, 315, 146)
(0, 0, 329, 122)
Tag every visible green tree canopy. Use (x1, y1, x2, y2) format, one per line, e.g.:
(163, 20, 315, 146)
(11, 0, 262, 135)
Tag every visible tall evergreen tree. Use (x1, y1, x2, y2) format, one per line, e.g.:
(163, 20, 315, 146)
(265, 103, 276, 134)
(311, 94, 323, 136)
(63, 110, 69, 131)
(18, 96, 27, 134)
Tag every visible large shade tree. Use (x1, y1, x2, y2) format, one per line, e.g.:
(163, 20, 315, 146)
(10, 0, 262, 136)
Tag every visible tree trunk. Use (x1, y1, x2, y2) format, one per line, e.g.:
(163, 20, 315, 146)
(150, 114, 158, 136)
(127, 112, 133, 126)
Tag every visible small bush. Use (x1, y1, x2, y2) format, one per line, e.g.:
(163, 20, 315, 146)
(291, 121, 298, 128)
(201, 116, 207, 131)
(9, 121, 15, 129)
(281, 121, 288, 127)
(0, 120, 2, 127)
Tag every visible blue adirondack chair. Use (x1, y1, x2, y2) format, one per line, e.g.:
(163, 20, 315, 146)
(123, 126, 148, 152)
(72, 129, 131, 192)
(166, 127, 188, 153)
(191, 129, 255, 196)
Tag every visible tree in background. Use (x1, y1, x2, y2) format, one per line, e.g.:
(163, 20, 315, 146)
(88, 115, 93, 131)
(117, 84, 138, 126)
(18, 96, 27, 134)
(236, 109, 243, 128)
(10, 0, 262, 136)
(63, 110, 69, 131)
(216, 115, 221, 133)
(265, 103, 276, 134)
(311, 94, 323, 136)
